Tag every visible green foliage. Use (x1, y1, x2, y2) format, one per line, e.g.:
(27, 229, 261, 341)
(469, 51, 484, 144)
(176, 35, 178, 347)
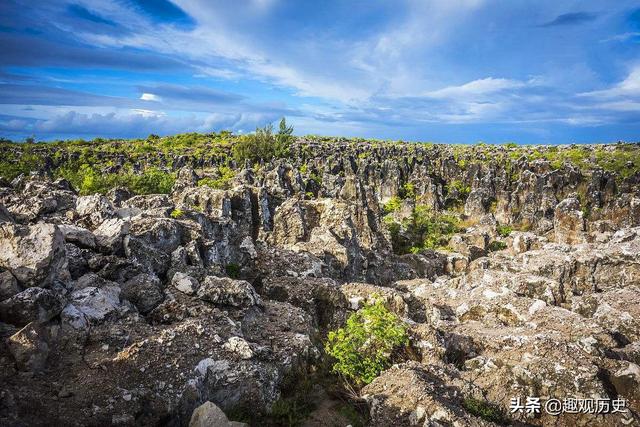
(594, 145, 640, 179)
(383, 196, 402, 214)
(446, 180, 471, 199)
(0, 144, 45, 180)
(225, 263, 240, 279)
(232, 117, 293, 164)
(384, 205, 460, 254)
(411, 206, 460, 250)
(488, 241, 507, 252)
(170, 209, 185, 219)
(128, 167, 175, 194)
(399, 182, 415, 200)
(268, 395, 315, 427)
(57, 164, 175, 195)
(496, 225, 513, 238)
(463, 398, 509, 425)
(337, 403, 366, 427)
(325, 299, 408, 387)
(197, 165, 236, 190)
(308, 172, 322, 185)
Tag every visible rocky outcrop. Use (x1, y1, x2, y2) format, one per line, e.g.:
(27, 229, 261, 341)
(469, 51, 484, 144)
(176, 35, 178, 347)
(0, 222, 66, 287)
(0, 140, 639, 426)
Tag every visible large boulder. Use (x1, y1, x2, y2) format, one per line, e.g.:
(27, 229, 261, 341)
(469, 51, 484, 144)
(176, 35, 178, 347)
(197, 276, 261, 308)
(120, 273, 164, 314)
(76, 194, 114, 226)
(0, 287, 62, 326)
(94, 218, 130, 253)
(172, 272, 200, 295)
(64, 284, 122, 324)
(58, 224, 96, 249)
(0, 222, 66, 287)
(189, 401, 247, 427)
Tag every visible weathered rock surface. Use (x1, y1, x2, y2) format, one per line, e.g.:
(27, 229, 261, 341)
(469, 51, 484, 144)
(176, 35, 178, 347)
(0, 222, 66, 287)
(0, 287, 62, 326)
(189, 401, 247, 427)
(0, 140, 639, 426)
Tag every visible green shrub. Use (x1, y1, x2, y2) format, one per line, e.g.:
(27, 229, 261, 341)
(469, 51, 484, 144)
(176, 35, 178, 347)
(325, 299, 408, 387)
(128, 167, 175, 194)
(446, 180, 471, 199)
(399, 182, 415, 200)
(57, 164, 175, 195)
(463, 398, 509, 425)
(488, 241, 507, 252)
(410, 205, 459, 250)
(170, 209, 185, 219)
(383, 196, 402, 214)
(383, 205, 460, 254)
(496, 225, 513, 237)
(232, 117, 293, 164)
(197, 165, 236, 190)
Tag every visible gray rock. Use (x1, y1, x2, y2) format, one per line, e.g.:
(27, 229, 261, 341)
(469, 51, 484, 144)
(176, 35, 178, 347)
(121, 273, 164, 314)
(554, 197, 586, 244)
(0, 222, 66, 287)
(58, 224, 96, 249)
(172, 272, 199, 295)
(94, 218, 130, 253)
(0, 270, 19, 301)
(66, 285, 122, 323)
(75, 194, 114, 226)
(6, 321, 50, 371)
(189, 401, 247, 427)
(0, 287, 62, 326)
(0, 203, 14, 223)
(197, 276, 261, 308)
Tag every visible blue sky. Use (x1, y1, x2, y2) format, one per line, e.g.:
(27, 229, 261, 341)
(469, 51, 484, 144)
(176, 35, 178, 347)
(0, 0, 639, 144)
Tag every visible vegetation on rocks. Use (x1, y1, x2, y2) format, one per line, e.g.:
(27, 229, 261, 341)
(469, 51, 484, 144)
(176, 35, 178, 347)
(325, 299, 409, 387)
(462, 398, 509, 425)
(384, 205, 460, 254)
(232, 118, 294, 164)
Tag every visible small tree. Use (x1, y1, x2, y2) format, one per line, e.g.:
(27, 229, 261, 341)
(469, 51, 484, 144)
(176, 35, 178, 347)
(325, 299, 408, 387)
(275, 117, 293, 158)
(232, 117, 293, 164)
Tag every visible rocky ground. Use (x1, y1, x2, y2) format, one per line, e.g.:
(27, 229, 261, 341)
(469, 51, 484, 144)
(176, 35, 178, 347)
(0, 138, 639, 426)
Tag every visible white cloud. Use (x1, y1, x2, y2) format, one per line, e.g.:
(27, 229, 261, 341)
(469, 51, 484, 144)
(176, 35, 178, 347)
(422, 78, 527, 100)
(579, 65, 640, 99)
(140, 92, 161, 102)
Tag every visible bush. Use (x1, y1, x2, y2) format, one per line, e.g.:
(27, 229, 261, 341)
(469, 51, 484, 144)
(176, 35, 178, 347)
(488, 241, 507, 252)
(197, 165, 236, 190)
(128, 167, 175, 194)
(496, 225, 513, 238)
(170, 209, 185, 219)
(232, 117, 293, 164)
(57, 164, 175, 195)
(463, 398, 509, 425)
(384, 205, 460, 254)
(325, 299, 408, 387)
(383, 196, 402, 214)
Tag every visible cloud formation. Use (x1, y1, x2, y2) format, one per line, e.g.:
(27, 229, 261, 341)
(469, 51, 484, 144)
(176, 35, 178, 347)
(539, 12, 598, 27)
(1, 0, 639, 143)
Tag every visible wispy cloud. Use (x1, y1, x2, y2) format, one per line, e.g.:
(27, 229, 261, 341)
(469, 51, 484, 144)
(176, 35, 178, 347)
(539, 12, 598, 27)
